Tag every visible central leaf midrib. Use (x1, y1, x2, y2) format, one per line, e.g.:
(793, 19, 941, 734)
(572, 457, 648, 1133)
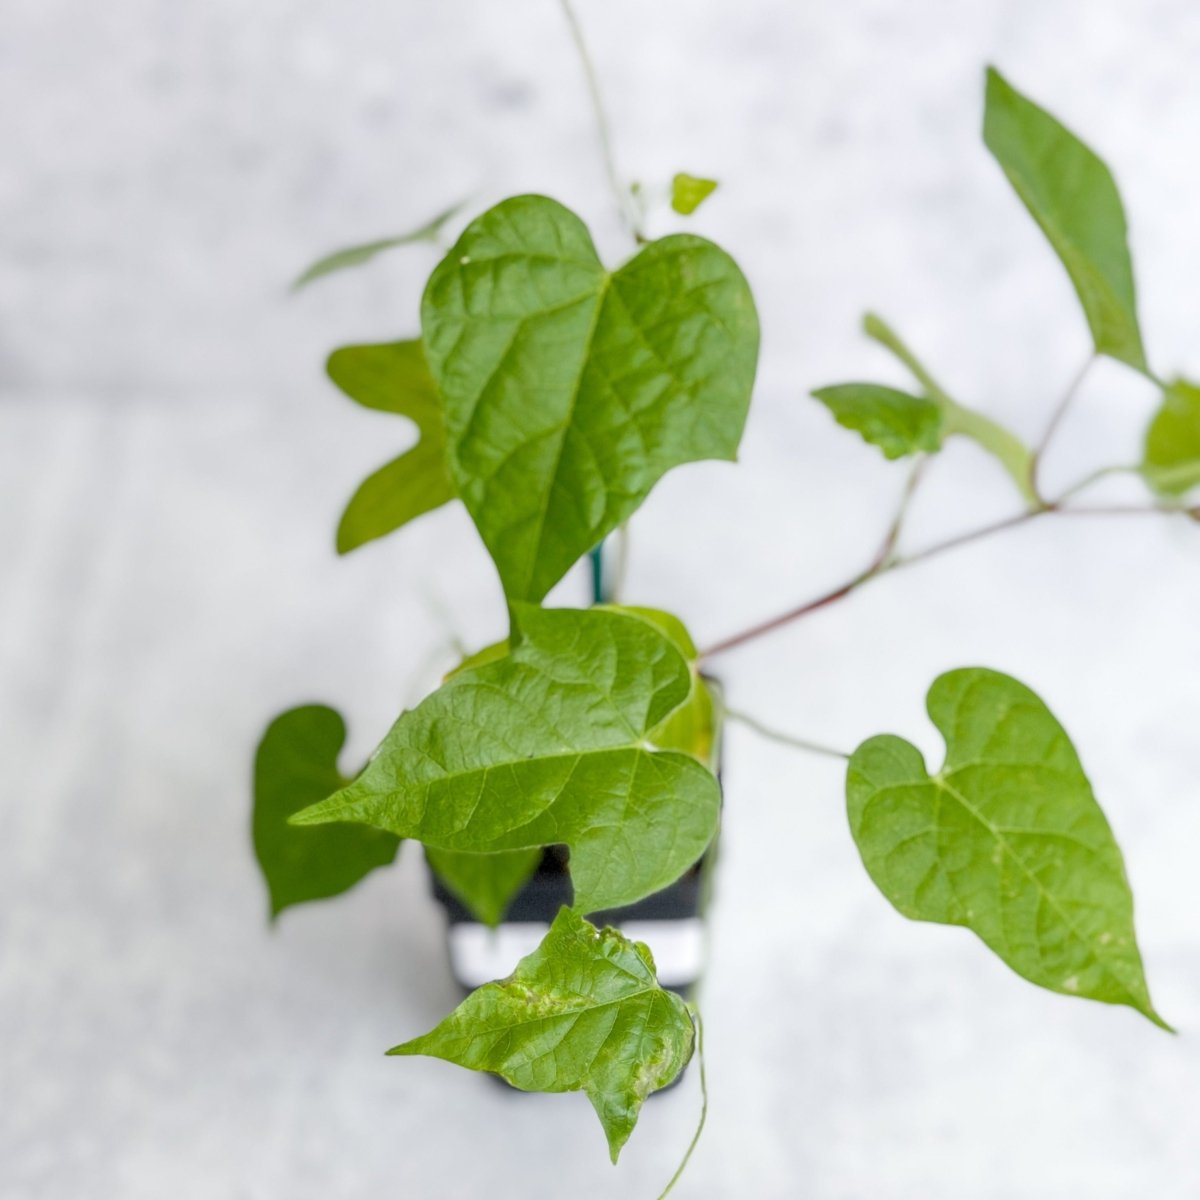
(523, 271, 613, 596)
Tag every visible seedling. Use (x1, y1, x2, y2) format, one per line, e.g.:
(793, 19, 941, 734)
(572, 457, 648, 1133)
(254, 12, 1196, 1193)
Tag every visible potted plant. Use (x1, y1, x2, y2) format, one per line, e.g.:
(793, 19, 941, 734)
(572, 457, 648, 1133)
(251, 9, 1196, 1193)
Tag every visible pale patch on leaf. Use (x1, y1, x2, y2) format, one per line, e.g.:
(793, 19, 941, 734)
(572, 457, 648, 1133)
(252, 706, 400, 919)
(327, 341, 457, 554)
(847, 668, 1167, 1028)
(421, 195, 759, 603)
(290, 605, 721, 914)
(389, 906, 694, 1161)
(983, 67, 1148, 375)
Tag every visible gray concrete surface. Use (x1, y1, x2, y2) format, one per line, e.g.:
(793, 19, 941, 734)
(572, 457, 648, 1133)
(2, 2, 1199, 1197)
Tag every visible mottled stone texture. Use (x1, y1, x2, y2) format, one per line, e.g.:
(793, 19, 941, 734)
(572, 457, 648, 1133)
(2, 2, 1199, 1197)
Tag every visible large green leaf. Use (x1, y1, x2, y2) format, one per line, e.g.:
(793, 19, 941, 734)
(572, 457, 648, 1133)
(424, 846, 542, 927)
(983, 67, 1148, 375)
(390, 906, 694, 1161)
(811, 382, 943, 460)
(327, 341, 457, 554)
(252, 706, 401, 919)
(422, 606, 717, 925)
(847, 668, 1167, 1028)
(292, 201, 464, 290)
(421, 194, 759, 603)
(863, 313, 1037, 504)
(1143, 378, 1200, 497)
(291, 605, 721, 914)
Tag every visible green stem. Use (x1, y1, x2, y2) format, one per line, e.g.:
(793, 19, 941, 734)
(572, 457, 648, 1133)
(558, 0, 644, 241)
(863, 312, 1038, 507)
(562, 0, 643, 603)
(862, 312, 954, 407)
(588, 545, 605, 605)
(940, 400, 1038, 506)
(655, 1008, 709, 1200)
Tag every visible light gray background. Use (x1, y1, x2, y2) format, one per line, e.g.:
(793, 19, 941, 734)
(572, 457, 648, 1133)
(3, 2, 1199, 1197)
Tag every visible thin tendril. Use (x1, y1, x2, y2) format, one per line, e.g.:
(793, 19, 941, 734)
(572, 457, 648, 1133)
(655, 1008, 708, 1200)
(557, 0, 643, 241)
(724, 707, 850, 760)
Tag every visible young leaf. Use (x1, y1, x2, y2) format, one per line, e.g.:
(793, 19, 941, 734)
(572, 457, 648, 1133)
(291, 201, 464, 290)
(389, 906, 694, 1162)
(421, 194, 759, 603)
(1143, 378, 1200, 497)
(847, 668, 1167, 1028)
(326, 341, 456, 554)
(252, 705, 401, 919)
(863, 313, 1037, 504)
(424, 846, 542, 927)
(671, 173, 719, 216)
(983, 67, 1149, 375)
(291, 605, 721, 914)
(811, 382, 943, 460)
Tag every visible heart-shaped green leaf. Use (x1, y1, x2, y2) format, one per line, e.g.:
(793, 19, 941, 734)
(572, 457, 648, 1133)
(1143, 378, 1200, 498)
(811, 382, 943, 460)
(422, 606, 717, 926)
(327, 341, 457, 554)
(291, 605, 720, 914)
(984, 67, 1148, 375)
(421, 195, 759, 603)
(389, 906, 694, 1162)
(252, 705, 401, 919)
(847, 668, 1167, 1028)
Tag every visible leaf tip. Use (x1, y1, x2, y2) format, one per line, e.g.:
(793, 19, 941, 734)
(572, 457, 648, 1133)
(334, 519, 358, 557)
(1142, 1004, 1176, 1035)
